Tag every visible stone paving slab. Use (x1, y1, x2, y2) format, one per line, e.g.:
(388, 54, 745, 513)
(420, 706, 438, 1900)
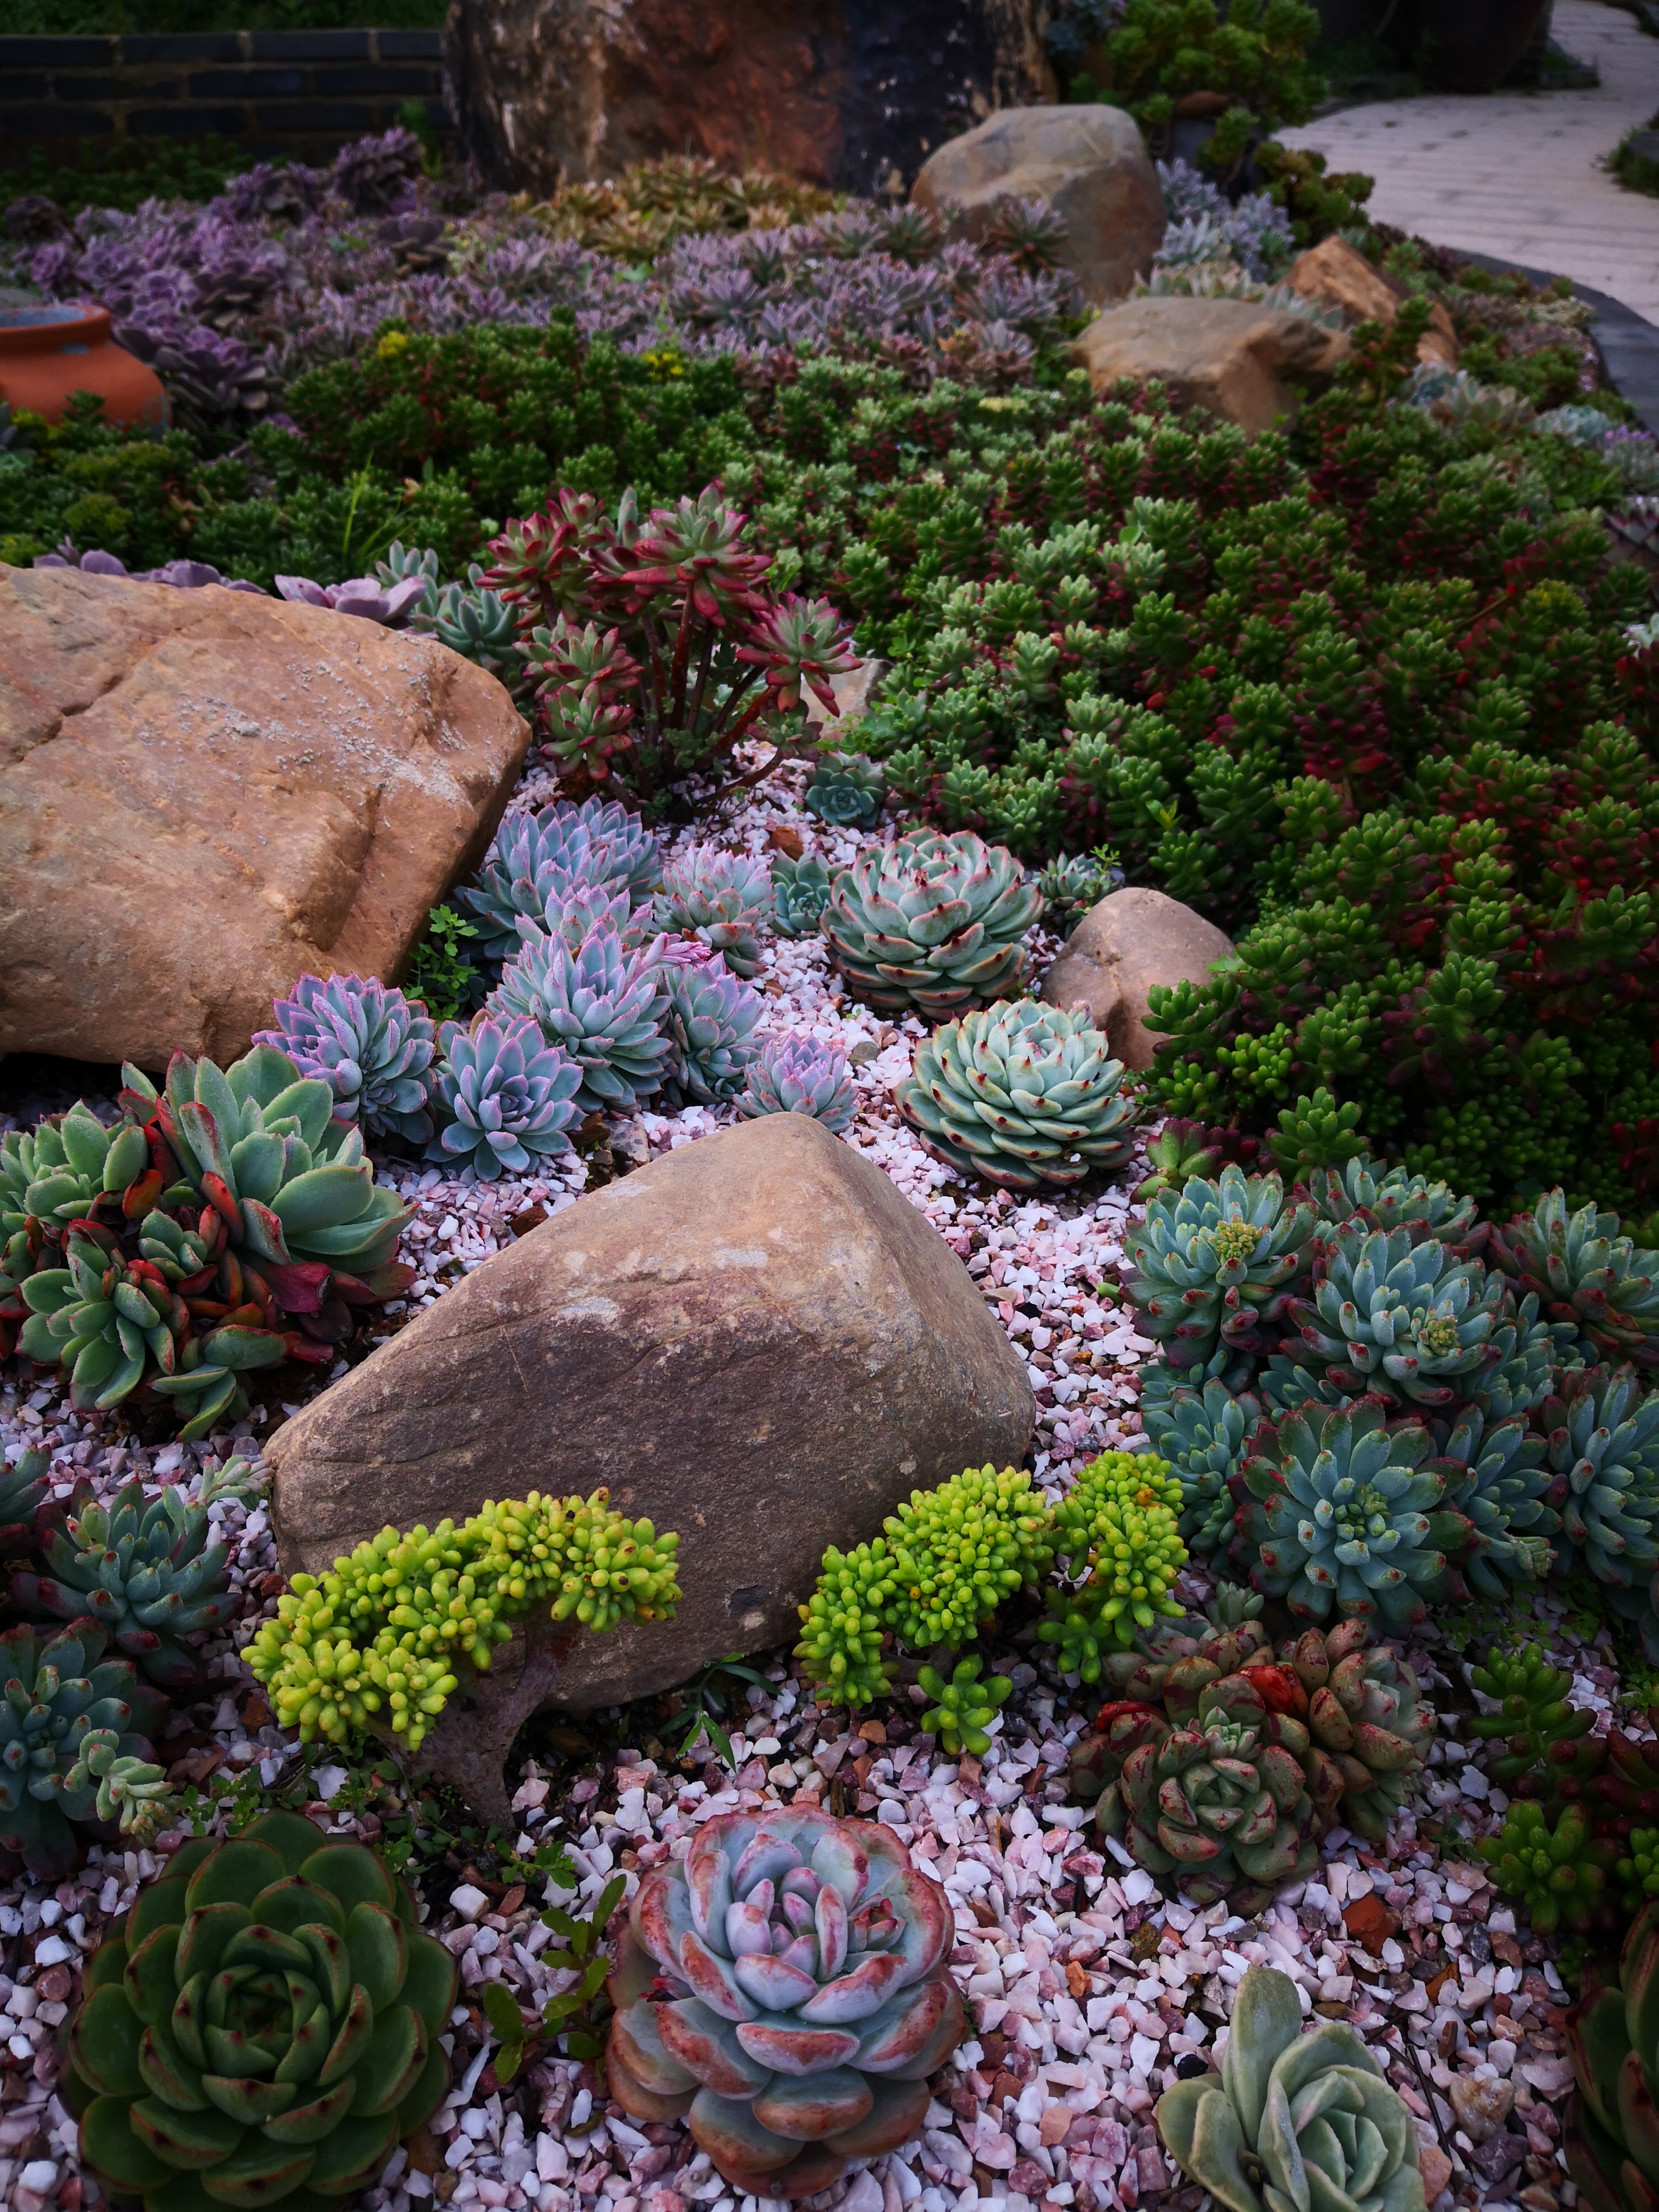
(1279, 0, 1659, 324)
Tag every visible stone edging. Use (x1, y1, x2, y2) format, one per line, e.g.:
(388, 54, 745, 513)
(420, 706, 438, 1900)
(1447, 246, 1659, 435)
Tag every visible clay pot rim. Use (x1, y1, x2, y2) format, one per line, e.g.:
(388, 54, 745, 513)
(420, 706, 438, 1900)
(0, 300, 111, 353)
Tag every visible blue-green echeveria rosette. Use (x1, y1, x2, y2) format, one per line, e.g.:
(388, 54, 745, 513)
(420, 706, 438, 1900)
(487, 926, 671, 1112)
(460, 798, 663, 963)
(821, 830, 1043, 1020)
(1125, 1163, 1318, 1379)
(256, 976, 437, 1146)
(0, 1619, 172, 1880)
(1157, 1964, 1425, 2212)
(771, 855, 835, 940)
(66, 1811, 459, 2212)
(607, 1807, 962, 2198)
(428, 1015, 583, 1182)
(804, 753, 885, 830)
(735, 1036, 857, 1133)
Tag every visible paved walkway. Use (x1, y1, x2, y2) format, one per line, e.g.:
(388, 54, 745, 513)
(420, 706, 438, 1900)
(1279, 0, 1659, 323)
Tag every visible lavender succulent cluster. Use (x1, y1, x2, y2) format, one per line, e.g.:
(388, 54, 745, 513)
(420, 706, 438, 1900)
(258, 973, 438, 1144)
(275, 572, 431, 626)
(488, 926, 672, 1113)
(736, 1035, 857, 1133)
(653, 845, 773, 978)
(1154, 160, 1295, 283)
(463, 799, 664, 962)
(428, 1014, 582, 1182)
(659, 951, 765, 1105)
(33, 548, 263, 593)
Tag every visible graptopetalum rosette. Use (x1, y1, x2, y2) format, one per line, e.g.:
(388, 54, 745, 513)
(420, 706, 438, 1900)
(607, 1808, 962, 2196)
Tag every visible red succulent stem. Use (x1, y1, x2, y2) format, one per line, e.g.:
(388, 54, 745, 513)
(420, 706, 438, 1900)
(710, 743, 785, 801)
(668, 591, 697, 726)
(684, 629, 718, 744)
(638, 608, 668, 735)
(706, 664, 763, 743)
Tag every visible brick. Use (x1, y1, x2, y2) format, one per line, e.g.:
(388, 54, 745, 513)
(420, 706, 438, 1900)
(0, 36, 113, 65)
(186, 69, 304, 98)
(127, 105, 244, 136)
(0, 105, 115, 138)
(311, 65, 442, 97)
(117, 34, 243, 63)
(247, 31, 371, 60)
(375, 31, 444, 57)
(251, 100, 379, 132)
(53, 74, 176, 101)
(0, 74, 50, 102)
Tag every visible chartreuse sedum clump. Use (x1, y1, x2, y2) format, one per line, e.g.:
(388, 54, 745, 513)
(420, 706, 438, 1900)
(897, 998, 1142, 1190)
(794, 1465, 1054, 1708)
(65, 1811, 458, 2212)
(1039, 1452, 1186, 1679)
(608, 1806, 962, 2193)
(1125, 1163, 1318, 1381)
(246, 1490, 680, 1748)
(821, 830, 1043, 1020)
(918, 1657, 1011, 1758)
(1157, 1965, 1426, 2212)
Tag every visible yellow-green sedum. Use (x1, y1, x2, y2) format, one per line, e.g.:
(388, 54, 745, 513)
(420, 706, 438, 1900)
(1040, 1451, 1188, 1679)
(248, 1490, 680, 1747)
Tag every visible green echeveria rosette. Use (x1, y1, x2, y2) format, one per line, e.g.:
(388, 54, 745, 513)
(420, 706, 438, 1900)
(3, 1099, 156, 1236)
(608, 1806, 962, 2196)
(653, 846, 773, 981)
(428, 1015, 584, 1182)
(1157, 1964, 1426, 2212)
(1036, 851, 1122, 939)
(0, 1618, 171, 1881)
(66, 1811, 458, 2212)
(804, 753, 886, 830)
(1492, 1187, 1659, 1374)
(1124, 1163, 1318, 1377)
(771, 855, 835, 940)
(1542, 1364, 1659, 1627)
(821, 830, 1042, 1021)
(897, 997, 1142, 1191)
(1141, 1376, 1267, 1564)
(1428, 1405, 1558, 1600)
(1244, 1396, 1466, 1630)
(0, 1445, 49, 1546)
(1300, 1153, 1482, 1246)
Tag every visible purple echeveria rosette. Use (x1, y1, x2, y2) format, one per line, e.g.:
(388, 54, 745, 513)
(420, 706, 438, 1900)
(735, 1035, 857, 1133)
(427, 1014, 582, 1183)
(258, 972, 437, 1144)
(607, 1807, 963, 2196)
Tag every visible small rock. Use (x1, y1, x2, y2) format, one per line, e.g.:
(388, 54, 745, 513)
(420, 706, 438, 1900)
(1284, 234, 1458, 367)
(1073, 296, 1350, 434)
(1040, 886, 1233, 1069)
(1341, 1891, 1401, 1958)
(1449, 2073, 1515, 2146)
(1419, 2144, 1454, 2204)
(449, 1883, 490, 1922)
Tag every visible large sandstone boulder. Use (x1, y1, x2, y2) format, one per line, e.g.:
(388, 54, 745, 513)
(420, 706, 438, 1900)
(1284, 235, 1458, 368)
(268, 1112, 1033, 1813)
(444, 0, 1056, 198)
(1041, 886, 1233, 1070)
(0, 565, 527, 1070)
(912, 105, 1165, 306)
(1074, 297, 1350, 433)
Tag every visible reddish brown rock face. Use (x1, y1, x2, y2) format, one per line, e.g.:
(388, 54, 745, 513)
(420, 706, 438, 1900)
(444, 0, 1056, 197)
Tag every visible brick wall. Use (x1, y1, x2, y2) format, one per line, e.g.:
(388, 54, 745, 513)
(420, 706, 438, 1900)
(0, 30, 451, 172)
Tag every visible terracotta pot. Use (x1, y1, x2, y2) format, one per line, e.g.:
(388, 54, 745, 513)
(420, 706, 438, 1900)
(0, 302, 169, 429)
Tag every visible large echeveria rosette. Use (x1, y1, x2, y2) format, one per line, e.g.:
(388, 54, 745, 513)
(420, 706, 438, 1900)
(65, 1811, 458, 2212)
(607, 1808, 962, 2197)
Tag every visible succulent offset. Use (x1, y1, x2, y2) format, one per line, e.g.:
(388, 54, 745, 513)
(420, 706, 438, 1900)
(1141, 1375, 1264, 1561)
(1541, 1364, 1659, 1644)
(1493, 1188, 1659, 1371)
(8, 1479, 236, 1687)
(804, 753, 885, 829)
(258, 973, 437, 1145)
(659, 954, 765, 1104)
(1157, 1965, 1426, 2212)
(898, 998, 1141, 1191)
(1124, 1163, 1318, 1380)
(1301, 1152, 1482, 1245)
(608, 1807, 962, 2195)
(653, 845, 773, 979)
(821, 831, 1042, 1020)
(735, 1036, 857, 1134)
(66, 1811, 457, 2212)
(488, 928, 671, 1112)
(770, 854, 835, 940)
(0, 1619, 172, 1879)
(428, 1016, 583, 1182)
(1036, 850, 1123, 938)
(461, 798, 663, 962)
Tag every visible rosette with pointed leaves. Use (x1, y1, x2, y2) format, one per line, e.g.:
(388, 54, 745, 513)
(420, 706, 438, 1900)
(121, 1047, 413, 1280)
(804, 754, 885, 830)
(1040, 1453, 1187, 1679)
(258, 975, 437, 1146)
(1244, 1398, 1466, 1629)
(1262, 1222, 1509, 1414)
(653, 846, 773, 979)
(608, 1808, 962, 2195)
(1492, 1190, 1659, 1372)
(1275, 1619, 1438, 1844)
(1541, 1364, 1659, 1601)
(1568, 1898, 1659, 2212)
(427, 1016, 583, 1183)
(1133, 1118, 1260, 1205)
(821, 832, 1042, 1020)
(66, 1811, 458, 2212)
(1035, 850, 1124, 940)
(0, 1619, 171, 1880)
(1098, 1674, 1325, 1905)
(1124, 1163, 1318, 1380)
(415, 567, 522, 688)
(1141, 1376, 1265, 1560)
(735, 1037, 857, 1134)
(1, 1100, 157, 1236)
(0, 1446, 48, 1548)
(8, 1481, 236, 1688)
(488, 929, 671, 1113)
(1430, 1405, 1558, 1597)
(898, 997, 1142, 1191)
(1299, 1153, 1482, 1246)
(771, 855, 834, 940)
(1091, 1583, 1273, 1716)
(659, 954, 764, 1105)
(460, 799, 663, 963)
(1157, 1966, 1426, 2212)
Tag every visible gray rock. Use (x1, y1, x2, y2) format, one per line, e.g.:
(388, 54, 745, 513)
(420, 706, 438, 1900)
(911, 105, 1165, 305)
(268, 1112, 1032, 1815)
(1040, 886, 1233, 1071)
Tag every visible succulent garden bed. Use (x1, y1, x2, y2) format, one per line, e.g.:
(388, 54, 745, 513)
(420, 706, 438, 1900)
(3, 94, 1659, 2212)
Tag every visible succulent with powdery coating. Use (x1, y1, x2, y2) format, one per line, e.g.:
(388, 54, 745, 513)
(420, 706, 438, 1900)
(1036, 850, 1124, 940)
(1299, 1152, 1482, 1248)
(653, 845, 773, 979)
(1244, 1397, 1465, 1630)
(608, 1807, 961, 2195)
(460, 799, 663, 963)
(1541, 1366, 1659, 1642)
(771, 854, 834, 940)
(1430, 1405, 1558, 1598)
(1491, 1189, 1659, 1374)
(804, 753, 885, 830)
(821, 831, 1042, 1021)
(1141, 1376, 1266, 1563)
(65, 1810, 457, 2212)
(8, 1480, 235, 1687)
(1124, 1163, 1318, 1379)
(258, 974, 437, 1146)
(1276, 1618, 1438, 1844)
(736, 1037, 857, 1134)
(428, 1016, 583, 1183)
(898, 998, 1142, 1191)
(659, 954, 764, 1105)
(1157, 1964, 1426, 2212)
(488, 928, 671, 1113)
(0, 1619, 171, 1879)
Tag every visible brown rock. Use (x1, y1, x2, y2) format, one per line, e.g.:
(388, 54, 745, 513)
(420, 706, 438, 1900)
(1074, 296, 1349, 433)
(445, 0, 1055, 198)
(0, 564, 526, 1069)
(269, 1112, 1033, 1815)
(1041, 886, 1233, 1070)
(1341, 1889, 1401, 1957)
(912, 105, 1165, 305)
(1285, 234, 1458, 368)
(1418, 2144, 1455, 2205)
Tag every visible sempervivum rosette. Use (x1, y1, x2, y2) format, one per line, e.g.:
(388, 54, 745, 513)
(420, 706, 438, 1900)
(607, 1808, 961, 2197)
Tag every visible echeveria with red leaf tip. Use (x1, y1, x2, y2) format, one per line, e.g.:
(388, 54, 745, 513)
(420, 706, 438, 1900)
(65, 1812, 457, 2212)
(607, 1807, 961, 2197)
